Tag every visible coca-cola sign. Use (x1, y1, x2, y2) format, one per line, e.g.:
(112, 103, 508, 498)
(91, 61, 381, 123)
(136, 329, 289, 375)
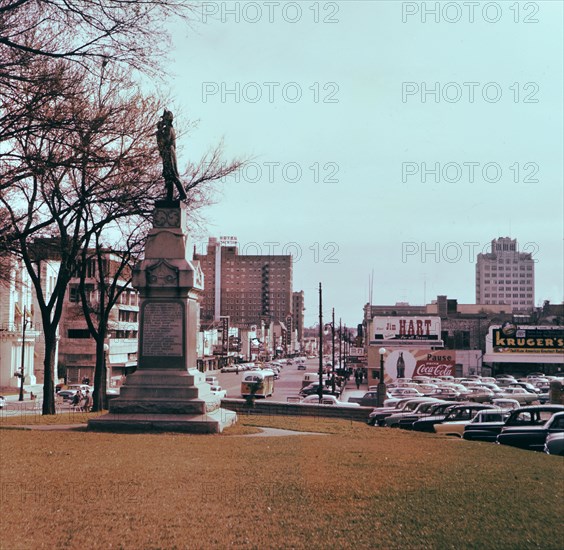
(413, 361, 455, 377)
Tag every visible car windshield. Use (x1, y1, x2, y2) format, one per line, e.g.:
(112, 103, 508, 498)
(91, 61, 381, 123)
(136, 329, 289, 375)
(506, 410, 557, 426)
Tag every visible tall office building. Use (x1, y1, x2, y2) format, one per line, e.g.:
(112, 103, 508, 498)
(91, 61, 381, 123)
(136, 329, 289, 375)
(194, 237, 293, 327)
(292, 290, 305, 347)
(475, 237, 535, 312)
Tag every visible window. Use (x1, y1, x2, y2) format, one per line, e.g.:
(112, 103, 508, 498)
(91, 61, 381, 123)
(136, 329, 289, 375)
(68, 329, 91, 338)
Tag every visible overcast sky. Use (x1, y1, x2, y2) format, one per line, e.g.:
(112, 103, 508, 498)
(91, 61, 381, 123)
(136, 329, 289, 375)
(165, 1, 563, 327)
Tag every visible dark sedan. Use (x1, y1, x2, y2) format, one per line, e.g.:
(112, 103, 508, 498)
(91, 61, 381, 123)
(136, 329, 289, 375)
(463, 410, 512, 442)
(497, 407, 564, 452)
(298, 383, 340, 397)
(398, 402, 459, 430)
(412, 403, 493, 432)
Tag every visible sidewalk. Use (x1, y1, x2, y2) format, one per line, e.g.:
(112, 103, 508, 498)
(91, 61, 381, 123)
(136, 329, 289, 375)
(340, 379, 369, 402)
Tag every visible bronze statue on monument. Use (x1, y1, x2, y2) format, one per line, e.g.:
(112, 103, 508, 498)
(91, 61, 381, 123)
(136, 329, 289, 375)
(156, 109, 187, 201)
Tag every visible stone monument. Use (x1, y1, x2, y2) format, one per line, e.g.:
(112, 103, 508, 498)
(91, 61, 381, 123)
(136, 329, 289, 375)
(89, 112, 236, 433)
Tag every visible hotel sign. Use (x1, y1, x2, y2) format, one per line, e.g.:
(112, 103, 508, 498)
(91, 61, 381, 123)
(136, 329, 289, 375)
(371, 316, 441, 342)
(220, 236, 238, 246)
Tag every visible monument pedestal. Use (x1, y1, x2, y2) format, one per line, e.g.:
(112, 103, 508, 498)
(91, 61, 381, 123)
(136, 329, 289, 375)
(89, 201, 236, 434)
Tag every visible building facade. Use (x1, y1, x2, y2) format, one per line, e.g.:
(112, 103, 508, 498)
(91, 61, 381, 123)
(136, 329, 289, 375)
(59, 252, 139, 385)
(194, 237, 293, 328)
(0, 254, 40, 389)
(292, 290, 305, 350)
(475, 237, 535, 312)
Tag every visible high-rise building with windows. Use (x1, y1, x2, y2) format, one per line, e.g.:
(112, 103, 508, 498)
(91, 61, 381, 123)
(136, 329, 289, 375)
(292, 290, 305, 348)
(475, 237, 535, 312)
(194, 237, 293, 327)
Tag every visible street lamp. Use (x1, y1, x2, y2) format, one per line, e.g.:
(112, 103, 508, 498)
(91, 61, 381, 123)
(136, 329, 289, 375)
(18, 305, 30, 402)
(377, 347, 387, 407)
(323, 308, 336, 394)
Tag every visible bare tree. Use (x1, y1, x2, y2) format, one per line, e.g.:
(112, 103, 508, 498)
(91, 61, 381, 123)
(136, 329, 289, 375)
(0, 1, 197, 75)
(1, 3, 245, 414)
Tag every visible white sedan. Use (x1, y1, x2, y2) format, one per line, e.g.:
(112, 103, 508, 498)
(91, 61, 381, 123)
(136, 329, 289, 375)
(209, 385, 227, 399)
(300, 395, 359, 407)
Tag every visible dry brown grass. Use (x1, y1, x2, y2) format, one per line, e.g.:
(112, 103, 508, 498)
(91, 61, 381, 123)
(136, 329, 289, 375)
(0, 416, 561, 549)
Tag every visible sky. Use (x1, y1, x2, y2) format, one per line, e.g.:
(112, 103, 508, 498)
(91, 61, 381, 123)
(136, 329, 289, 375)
(164, 1, 563, 327)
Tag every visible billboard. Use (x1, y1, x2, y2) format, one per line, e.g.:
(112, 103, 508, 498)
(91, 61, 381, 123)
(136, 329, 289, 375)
(367, 347, 474, 381)
(371, 316, 441, 343)
(489, 324, 564, 354)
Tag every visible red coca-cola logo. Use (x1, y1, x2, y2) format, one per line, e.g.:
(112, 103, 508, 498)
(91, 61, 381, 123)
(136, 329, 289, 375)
(414, 361, 455, 377)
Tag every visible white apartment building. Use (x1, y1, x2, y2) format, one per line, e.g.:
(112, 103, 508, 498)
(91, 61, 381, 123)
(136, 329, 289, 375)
(475, 237, 535, 312)
(0, 254, 41, 389)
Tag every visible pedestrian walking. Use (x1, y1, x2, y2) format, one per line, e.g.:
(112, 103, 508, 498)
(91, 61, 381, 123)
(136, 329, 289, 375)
(81, 389, 93, 412)
(71, 390, 82, 410)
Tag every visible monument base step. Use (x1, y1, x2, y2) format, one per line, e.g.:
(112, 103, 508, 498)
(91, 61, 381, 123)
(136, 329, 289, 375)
(87, 408, 237, 434)
(108, 396, 220, 415)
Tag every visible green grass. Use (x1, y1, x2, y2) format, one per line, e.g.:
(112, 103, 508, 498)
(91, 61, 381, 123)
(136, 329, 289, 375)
(0, 416, 561, 549)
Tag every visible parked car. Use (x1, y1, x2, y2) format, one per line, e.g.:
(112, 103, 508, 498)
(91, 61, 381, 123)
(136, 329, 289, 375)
(209, 385, 227, 399)
(508, 382, 541, 394)
(389, 387, 423, 398)
(495, 387, 539, 405)
(497, 407, 564, 452)
(462, 409, 512, 442)
(368, 398, 438, 427)
(456, 387, 495, 403)
(544, 432, 564, 456)
(427, 387, 461, 400)
(366, 397, 422, 426)
(434, 406, 502, 437)
(348, 391, 388, 408)
(398, 402, 459, 430)
(300, 394, 360, 407)
(0, 395, 5, 409)
(491, 398, 521, 410)
(383, 400, 443, 428)
(412, 403, 493, 432)
(299, 383, 340, 397)
(57, 389, 79, 402)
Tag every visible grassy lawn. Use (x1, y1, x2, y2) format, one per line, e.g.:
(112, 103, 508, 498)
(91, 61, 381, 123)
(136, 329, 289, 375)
(0, 415, 561, 549)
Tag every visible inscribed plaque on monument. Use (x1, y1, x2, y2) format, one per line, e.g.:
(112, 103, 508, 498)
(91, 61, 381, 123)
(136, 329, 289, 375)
(142, 302, 184, 357)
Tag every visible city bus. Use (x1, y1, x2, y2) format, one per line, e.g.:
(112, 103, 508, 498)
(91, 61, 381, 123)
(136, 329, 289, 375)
(241, 369, 275, 398)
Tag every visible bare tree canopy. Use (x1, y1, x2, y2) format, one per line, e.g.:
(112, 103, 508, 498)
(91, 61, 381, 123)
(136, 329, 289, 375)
(0, 1, 245, 414)
(0, 0, 196, 75)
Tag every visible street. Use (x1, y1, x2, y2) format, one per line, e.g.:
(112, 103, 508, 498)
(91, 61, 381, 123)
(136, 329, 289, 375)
(215, 358, 363, 402)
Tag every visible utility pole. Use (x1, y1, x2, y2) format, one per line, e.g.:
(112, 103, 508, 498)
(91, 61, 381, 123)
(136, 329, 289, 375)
(318, 283, 324, 402)
(339, 318, 342, 377)
(331, 308, 336, 394)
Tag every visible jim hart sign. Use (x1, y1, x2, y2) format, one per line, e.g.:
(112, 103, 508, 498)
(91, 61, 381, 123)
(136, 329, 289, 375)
(372, 316, 441, 342)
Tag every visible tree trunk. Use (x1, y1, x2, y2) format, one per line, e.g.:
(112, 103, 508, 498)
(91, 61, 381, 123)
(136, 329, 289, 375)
(91, 338, 107, 412)
(41, 330, 57, 415)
